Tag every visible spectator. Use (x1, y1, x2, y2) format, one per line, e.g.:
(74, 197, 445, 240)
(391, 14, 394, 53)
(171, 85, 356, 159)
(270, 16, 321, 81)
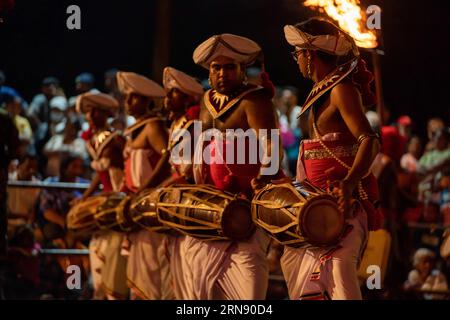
(38, 155, 88, 242)
(27, 77, 62, 159)
(278, 86, 302, 175)
(401, 136, 423, 174)
(404, 248, 448, 299)
(0, 70, 27, 110)
(397, 115, 413, 140)
(43, 119, 87, 177)
(7, 155, 41, 230)
(75, 72, 98, 95)
(3, 93, 33, 145)
(4, 224, 41, 299)
(425, 118, 445, 151)
(418, 128, 450, 173)
(48, 96, 68, 136)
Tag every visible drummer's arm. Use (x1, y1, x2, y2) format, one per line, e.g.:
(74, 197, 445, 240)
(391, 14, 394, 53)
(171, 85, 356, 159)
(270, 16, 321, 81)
(333, 83, 380, 192)
(44, 209, 66, 228)
(246, 92, 284, 189)
(138, 122, 171, 192)
(82, 173, 100, 199)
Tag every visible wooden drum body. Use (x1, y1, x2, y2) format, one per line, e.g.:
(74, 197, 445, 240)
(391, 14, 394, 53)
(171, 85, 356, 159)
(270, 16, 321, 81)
(156, 184, 254, 241)
(252, 181, 345, 248)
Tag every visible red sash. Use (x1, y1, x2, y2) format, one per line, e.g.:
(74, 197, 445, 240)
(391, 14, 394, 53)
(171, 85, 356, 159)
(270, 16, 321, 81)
(298, 133, 383, 230)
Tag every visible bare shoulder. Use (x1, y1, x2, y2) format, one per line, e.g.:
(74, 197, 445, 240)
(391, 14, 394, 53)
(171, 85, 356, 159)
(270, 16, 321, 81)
(330, 80, 363, 111)
(144, 118, 167, 136)
(242, 89, 274, 111)
(244, 88, 272, 103)
(331, 80, 360, 101)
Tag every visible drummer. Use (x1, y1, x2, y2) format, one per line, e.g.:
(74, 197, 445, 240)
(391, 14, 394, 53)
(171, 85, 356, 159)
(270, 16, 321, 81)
(281, 17, 381, 299)
(179, 33, 284, 300)
(116, 71, 173, 300)
(76, 92, 128, 299)
(161, 66, 203, 299)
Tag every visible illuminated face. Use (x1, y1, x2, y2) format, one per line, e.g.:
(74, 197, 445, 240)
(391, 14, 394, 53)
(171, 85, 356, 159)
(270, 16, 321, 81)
(165, 88, 191, 113)
(125, 92, 151, 118)
(209, 56, 245, 94)
(295, 49, 310, 79)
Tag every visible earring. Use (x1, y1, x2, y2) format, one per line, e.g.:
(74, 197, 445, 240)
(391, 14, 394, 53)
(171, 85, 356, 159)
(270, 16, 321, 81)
(243, 74, 248, 86)
(208, 77, 212, 87)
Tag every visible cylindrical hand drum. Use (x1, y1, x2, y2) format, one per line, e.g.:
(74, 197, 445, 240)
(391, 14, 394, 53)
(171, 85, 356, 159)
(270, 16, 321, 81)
(94, 192, 135, 232)
(67, 196, 106, 236)
(156, 184, 254, 241)
(128, 188, 170, 232)
(252, 180, 346, 248)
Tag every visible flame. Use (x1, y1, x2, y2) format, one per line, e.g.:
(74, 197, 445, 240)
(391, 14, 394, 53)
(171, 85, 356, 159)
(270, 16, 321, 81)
(303, 0, 378, 48)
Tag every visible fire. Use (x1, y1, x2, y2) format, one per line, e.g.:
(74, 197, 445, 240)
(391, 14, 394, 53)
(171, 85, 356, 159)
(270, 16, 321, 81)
(303, 0, 378, 48)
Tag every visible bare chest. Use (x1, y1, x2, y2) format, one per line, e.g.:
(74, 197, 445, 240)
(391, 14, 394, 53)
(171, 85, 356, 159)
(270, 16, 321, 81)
(201, 103, 249, 131)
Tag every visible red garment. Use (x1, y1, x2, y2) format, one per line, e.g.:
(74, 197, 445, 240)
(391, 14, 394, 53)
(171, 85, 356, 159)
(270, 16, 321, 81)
(204, 138, 261, 196)
(98, 170, 113, 192)
(298, 133, 383, 231)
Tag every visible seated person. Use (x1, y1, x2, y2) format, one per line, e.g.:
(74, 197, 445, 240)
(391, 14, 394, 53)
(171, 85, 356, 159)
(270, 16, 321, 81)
(404, 247, 448, 299)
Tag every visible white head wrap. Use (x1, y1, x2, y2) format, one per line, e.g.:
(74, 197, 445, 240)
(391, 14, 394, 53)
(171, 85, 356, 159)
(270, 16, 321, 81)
(193, 33, 262, 69)
(163, 67, 204, 98)
(76, 92, 119, 114)
(116, 71, 165, 98)
(284, 23, 358, 56)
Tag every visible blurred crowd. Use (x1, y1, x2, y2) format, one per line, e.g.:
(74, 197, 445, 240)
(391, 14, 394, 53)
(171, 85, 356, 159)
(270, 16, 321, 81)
(1, 67, 449, 299)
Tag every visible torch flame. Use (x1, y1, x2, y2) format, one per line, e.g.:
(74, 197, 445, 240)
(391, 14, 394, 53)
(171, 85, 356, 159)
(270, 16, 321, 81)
(303, 0, 378, 48)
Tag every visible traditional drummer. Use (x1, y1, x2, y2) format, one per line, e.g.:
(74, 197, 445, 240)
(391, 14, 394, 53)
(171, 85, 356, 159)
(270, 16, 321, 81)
(116, 71, 173, 299)
(76, 92, 128, 299)
(281, 17, 382, 300)
(161, 66, 204, 300)
(179, 33, 283, 300)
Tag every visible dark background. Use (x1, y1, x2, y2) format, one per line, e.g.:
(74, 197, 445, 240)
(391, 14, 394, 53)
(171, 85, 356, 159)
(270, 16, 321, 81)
(1, 0, 449, 137)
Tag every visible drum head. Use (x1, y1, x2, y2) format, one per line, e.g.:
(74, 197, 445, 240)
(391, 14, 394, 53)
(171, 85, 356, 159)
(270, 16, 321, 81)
(67, 196, 106, 234)
(300, 196, 344, 247)
(222, 199, 254, 241)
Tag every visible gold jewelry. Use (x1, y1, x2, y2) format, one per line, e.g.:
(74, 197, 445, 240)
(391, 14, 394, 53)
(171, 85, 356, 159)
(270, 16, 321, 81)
(357, 133, 380, 145)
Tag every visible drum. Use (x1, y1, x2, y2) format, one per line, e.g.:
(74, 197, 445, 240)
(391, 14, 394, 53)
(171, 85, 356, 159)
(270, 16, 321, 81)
(67, 196, 106, 236)
(252, 180, 346, 248)
(156, 184, 254, 241)
(94, 192, 136, 232)
(128, 188, 170, 232)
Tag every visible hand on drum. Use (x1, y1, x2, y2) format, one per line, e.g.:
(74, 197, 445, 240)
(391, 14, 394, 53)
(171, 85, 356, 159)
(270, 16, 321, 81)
(329, 179, 356, 219)
(252, 175, 291, 192)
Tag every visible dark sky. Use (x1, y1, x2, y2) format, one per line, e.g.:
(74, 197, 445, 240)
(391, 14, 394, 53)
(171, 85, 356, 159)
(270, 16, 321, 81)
(1, 0, 449, 137)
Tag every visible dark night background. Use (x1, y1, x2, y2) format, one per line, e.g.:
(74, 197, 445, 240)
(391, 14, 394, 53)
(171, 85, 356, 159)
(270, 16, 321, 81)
(0, 0, 449, 138)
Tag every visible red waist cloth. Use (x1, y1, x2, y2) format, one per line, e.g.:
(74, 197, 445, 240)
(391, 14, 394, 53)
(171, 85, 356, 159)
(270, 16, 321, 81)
(98, 170, 113, 193)
(298, 133, 383, 230)
(204, 138, 261, 196)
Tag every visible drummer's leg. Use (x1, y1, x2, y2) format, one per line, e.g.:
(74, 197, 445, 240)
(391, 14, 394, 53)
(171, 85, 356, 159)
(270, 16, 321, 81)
(88, 233, 106, 299)
(169, 235, 192, 300)
(127, 230, 173, 300)
(280, 247, 326, 299)
(214, 229, 270, 300)
(322, 209, 368, 300)
(101, 231, 129, 300)
(159, 234, 175, 300)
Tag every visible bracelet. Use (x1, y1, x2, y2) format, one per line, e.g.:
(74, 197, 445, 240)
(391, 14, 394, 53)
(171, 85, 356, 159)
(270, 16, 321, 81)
(357, 133, 380, 145)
